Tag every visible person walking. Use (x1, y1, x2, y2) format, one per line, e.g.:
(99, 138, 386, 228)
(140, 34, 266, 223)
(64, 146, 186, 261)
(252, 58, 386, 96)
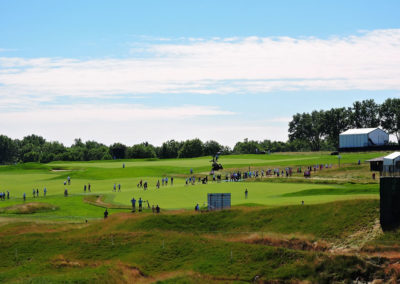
(44, 187, 47, 197)
(245, 188, 248, 199)
(104, 209, 109, 219)
(138, 198, 143, 212)
(131, 197, 136, 212)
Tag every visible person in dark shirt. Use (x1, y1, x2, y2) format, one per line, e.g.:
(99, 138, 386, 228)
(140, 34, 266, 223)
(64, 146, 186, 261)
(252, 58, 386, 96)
(131, 197, 136, 212)
(138, 198, 143, 212)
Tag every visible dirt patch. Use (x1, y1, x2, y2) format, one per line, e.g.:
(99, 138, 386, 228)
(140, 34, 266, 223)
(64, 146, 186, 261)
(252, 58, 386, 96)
(232, 233, 330, 252)
(330, 218, 383, 253)
(0, 202, 58, 214)
(83, 195, 130, 209)
(51, 255, 94, 268)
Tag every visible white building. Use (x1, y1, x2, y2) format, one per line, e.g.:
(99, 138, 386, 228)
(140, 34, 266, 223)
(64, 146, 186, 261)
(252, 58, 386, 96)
(339, 128, 389, 148)
(383, 152, 400, 174)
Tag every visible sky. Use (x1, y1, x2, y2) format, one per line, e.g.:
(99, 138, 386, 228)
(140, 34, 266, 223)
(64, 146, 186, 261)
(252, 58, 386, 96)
(1, 0, 400, 147)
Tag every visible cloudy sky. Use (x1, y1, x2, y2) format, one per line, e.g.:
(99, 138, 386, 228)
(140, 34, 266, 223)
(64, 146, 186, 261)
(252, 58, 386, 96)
(1, 0, 399, 147)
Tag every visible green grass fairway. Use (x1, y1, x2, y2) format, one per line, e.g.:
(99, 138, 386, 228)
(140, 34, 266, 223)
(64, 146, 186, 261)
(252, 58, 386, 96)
(0, 152, 395, 283)
(0, 152, 382, 220)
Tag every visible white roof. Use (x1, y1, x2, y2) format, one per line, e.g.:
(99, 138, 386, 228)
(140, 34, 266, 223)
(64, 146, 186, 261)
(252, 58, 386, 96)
(340, 128, 384, 135)
(384, 152, 400, 160)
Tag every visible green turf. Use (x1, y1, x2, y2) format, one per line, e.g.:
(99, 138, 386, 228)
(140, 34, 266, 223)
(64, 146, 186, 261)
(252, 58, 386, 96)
(125, 199, 379, 239)
(0, 199, 388, 283)
(0, 152, 383, 220)
(0, 152, 394, 283)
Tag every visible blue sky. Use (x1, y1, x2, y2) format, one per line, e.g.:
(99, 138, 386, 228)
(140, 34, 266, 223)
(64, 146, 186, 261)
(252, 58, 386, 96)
(0, 1, 399, 146)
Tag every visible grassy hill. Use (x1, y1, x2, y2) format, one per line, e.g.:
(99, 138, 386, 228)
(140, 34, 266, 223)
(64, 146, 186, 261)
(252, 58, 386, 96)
(0, 152, 398, 283)
(0, 199, 392, 283)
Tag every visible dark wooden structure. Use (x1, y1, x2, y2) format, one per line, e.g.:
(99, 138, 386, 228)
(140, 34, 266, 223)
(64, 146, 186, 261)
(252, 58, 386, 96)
(380, 177, 400, 231)
(366, 157, 384, 172)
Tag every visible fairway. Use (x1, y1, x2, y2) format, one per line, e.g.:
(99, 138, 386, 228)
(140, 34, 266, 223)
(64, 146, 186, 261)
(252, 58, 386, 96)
(0, 152, 395, 283)
(0, 152, 382, 219)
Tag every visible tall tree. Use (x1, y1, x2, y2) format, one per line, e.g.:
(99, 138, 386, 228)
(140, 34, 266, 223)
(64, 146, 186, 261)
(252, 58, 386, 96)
(109, 143, 127, 159)
(380, 98, 400, 144)
(203, 140, 223, 156)
(288, 111, 325, 151)
(158, 140, 181, 159)
(233, 139, 262, 154)
(323, 107, 351, 148)
(350, 99, 380, 128)
(178, 139, 204, 158)
(0, 135, 17, 163)
(127, 143, 157, 159)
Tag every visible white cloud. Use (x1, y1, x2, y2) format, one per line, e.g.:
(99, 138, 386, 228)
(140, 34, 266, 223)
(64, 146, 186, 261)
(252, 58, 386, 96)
(0, 29, 399, 105)
(0, 104, 289, 147)
(0, 104, 234, 123)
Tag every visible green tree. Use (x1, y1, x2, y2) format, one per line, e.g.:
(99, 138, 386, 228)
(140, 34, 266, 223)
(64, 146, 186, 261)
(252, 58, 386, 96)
(350, 99, 380, 128)
(233, 138, 262, 154)
(288, 111, 325, 151)
(178, 139, 204, 158)
(380, 98, 400, 144)
(323, 107, 351, 148)
(158, 140, 181, 159)
(0, 135, 17, 163)
(127, 143, 157, 159)
(203, 140, 223, 156)
(109, 143, 127, 159)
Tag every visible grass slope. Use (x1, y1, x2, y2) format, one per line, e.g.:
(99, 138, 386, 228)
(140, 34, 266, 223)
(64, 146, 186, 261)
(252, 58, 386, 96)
(126, 199, 379, 239)
(0, 199, 388, 283)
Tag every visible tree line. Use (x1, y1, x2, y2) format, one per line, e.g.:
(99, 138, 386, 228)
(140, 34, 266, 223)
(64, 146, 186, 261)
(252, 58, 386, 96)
(0, 135, 234, 164)
(288, 98, 400, 151)
(1, 98, 398, 163)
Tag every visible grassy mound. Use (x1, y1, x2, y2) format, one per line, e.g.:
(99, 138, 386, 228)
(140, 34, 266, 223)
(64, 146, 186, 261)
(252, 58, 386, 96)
(281, 184, 378, 197)
(124, 199, 379, 239)
(0, 199, 394, 283)
(0, 202, 58, 214)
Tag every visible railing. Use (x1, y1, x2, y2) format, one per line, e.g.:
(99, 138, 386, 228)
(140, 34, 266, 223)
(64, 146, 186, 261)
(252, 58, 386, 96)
(380, 171, 400, 177)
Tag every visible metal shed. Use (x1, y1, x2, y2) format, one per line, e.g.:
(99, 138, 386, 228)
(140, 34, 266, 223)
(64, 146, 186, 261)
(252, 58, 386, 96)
(383, 152, 400, 176)
(339, 128, 389, 149)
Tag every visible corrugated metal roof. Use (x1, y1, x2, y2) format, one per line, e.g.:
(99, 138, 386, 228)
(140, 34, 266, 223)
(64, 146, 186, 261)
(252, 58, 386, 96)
(340, 128, 384, 135)
(384, 152, 400, 160)
(366, 157, 384, 162)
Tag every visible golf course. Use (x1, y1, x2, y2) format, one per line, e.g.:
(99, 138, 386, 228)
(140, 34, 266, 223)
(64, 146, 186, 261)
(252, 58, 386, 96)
(0, 152, 382, 219)
(1, 151, 400, 283)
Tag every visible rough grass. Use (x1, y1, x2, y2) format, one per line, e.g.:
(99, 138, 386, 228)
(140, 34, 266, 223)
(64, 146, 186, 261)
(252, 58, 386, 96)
(125, 199, 379, 239)
(281, 183, 379, 197)
(0, 202, 58, 214)
(0, 152, 394, 282)
(0, 196, 127, 221)
(0, 199, 389, 283)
